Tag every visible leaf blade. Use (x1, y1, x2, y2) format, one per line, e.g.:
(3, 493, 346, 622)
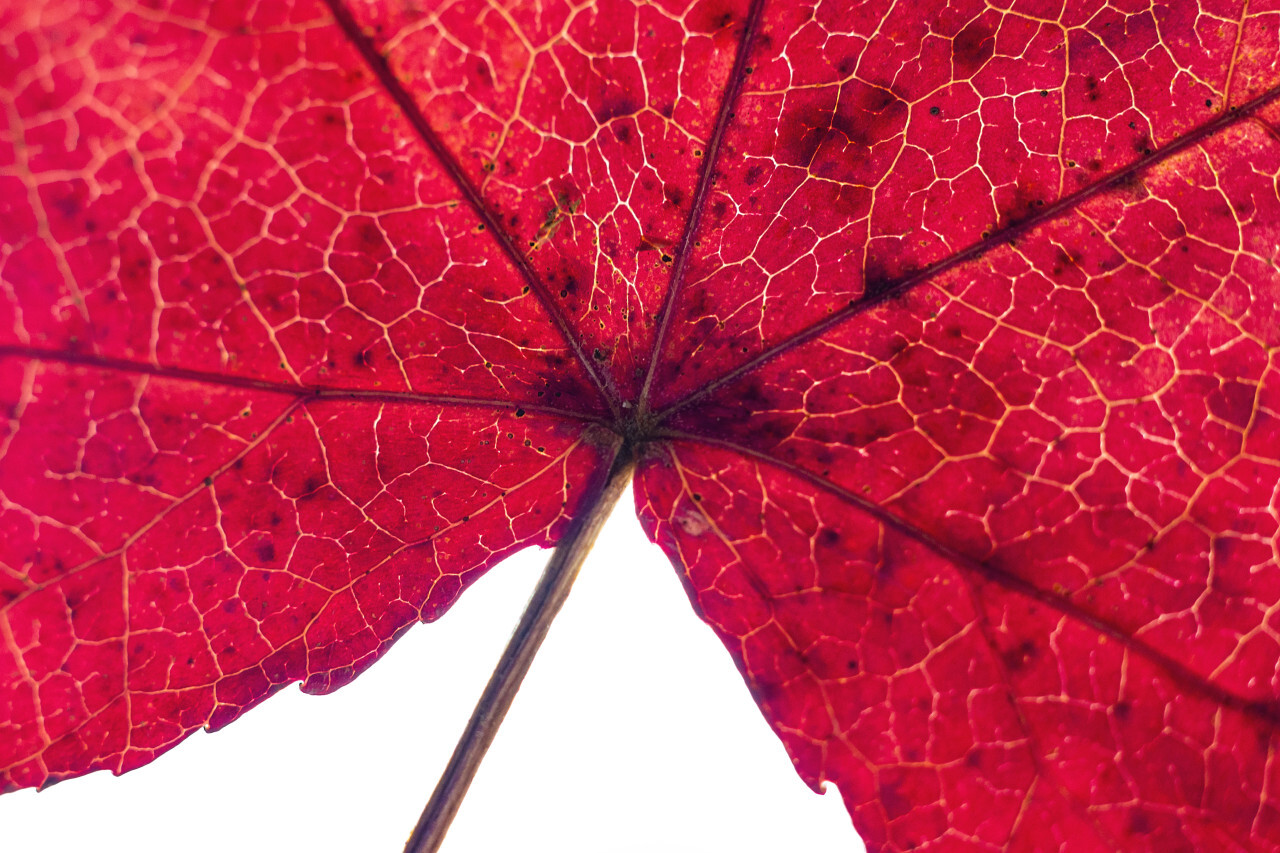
(5, 0, 1280, 849)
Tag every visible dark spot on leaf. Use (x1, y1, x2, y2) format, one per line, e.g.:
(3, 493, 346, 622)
(1116, 173, 1149, 200)
(597, 94, 638, 124)
(1001, 639, 1037, 670)
(879, 777, 912, 821)
(52, 193, 80, 219)
(862, 254, 898, 298)
(952, 20, 995, 78)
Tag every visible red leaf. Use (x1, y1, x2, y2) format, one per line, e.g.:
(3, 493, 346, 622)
(4, 0, 1280, 849)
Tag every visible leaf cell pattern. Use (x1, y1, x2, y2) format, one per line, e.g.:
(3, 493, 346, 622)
(0, 0, 615, 788)
(3, 0, 1280, 850)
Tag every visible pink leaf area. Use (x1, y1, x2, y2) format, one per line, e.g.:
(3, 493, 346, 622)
(4, 0, 1280, 850)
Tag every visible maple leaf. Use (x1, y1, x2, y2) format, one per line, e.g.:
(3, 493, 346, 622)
(3, 0, 1280, 850)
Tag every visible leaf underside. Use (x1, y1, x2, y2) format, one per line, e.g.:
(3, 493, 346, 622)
(3, 1, 1280, 850)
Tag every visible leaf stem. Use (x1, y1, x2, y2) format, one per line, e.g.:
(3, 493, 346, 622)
(403, 442, 637, 853)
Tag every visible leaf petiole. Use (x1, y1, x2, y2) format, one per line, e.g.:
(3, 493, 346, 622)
(404, 439, 637, 853)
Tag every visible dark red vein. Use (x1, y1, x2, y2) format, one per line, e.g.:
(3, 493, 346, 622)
(655, 428, 1280, 724)
(0, 346, 611, 424)
(652, 81, 1280, 424)
(320, 0, 619, 419)
(635, 0, 768, 419)
(1, 398, 305, 610)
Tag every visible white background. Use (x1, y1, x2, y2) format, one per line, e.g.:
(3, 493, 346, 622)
(2, 499, 864, 852)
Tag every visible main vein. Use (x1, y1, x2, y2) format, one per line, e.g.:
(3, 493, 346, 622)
(658, 429, 1280, 724)
(635, 0, 769, 418)
(0, 346, 608, 423)
(321, 0, 620, 420)
(651, 81, 1280, 425)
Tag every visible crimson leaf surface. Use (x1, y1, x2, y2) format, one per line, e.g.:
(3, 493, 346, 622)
(3, 0, 1280, 849)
